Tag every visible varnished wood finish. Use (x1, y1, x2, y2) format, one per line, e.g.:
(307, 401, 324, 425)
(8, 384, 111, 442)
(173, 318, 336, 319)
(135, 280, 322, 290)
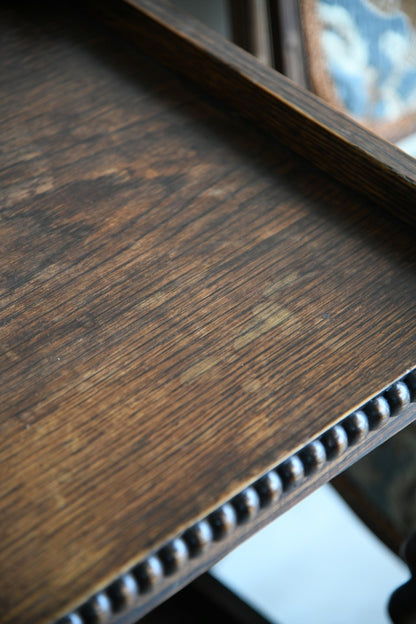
(2, 3, 416, 623)
(92, 0, 416, 227)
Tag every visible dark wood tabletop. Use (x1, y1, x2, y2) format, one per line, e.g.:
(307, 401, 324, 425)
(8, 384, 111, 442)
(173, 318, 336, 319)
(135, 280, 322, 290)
(1, 2, 416, 624)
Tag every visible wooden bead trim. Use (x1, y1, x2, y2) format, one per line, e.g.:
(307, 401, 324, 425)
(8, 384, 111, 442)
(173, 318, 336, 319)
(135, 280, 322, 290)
(56, 369, 416, 624)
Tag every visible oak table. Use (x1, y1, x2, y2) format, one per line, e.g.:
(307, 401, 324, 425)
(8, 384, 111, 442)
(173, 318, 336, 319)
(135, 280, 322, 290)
(2, 2, 416, 623)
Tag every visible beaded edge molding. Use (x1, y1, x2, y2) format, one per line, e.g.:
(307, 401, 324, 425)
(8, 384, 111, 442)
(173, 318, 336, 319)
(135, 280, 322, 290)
(57, 369, 416, 624)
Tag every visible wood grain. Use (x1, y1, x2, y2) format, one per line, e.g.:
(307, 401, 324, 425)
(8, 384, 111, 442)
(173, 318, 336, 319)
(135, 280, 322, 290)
(2, 2, 416, 623)
(91, 0, 416, 226)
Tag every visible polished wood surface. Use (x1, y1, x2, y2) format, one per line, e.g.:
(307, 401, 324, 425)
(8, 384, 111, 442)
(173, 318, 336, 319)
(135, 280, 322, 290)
(2, 2, 416, 623)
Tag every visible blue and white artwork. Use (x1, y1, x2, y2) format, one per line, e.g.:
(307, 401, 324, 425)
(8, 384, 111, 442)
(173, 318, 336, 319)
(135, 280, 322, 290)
(318, 0, 416, 121)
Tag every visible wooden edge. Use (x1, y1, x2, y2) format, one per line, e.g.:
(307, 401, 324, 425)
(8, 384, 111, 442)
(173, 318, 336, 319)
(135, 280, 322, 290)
(87, 0, 416, 226)
(55, 369, 416, 624)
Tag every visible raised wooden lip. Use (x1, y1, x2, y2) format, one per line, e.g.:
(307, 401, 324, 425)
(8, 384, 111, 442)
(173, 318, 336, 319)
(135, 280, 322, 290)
(92, 0, 416, 226)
